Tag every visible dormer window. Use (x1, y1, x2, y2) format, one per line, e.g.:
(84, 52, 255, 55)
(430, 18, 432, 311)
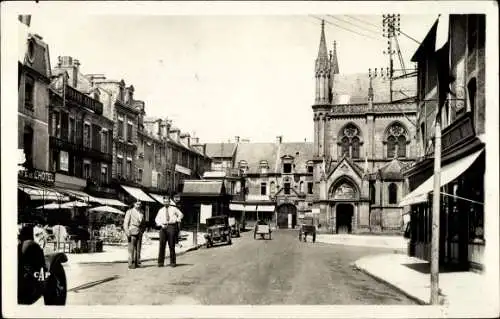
(238, 160, 248, 173)
(283, 163, 292, 174)
(307, 161, 314, 174)
(259, 160, 269, 174)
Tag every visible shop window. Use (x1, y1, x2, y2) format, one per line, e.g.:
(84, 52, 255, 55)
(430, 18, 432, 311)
(307, 182, 313, 194)
(388, 183, 398, 204)
(284, 182, 291, 195)
(24, 75, 34, 110)
(339, 124, 361, 159)
(261, 182, 267, 195)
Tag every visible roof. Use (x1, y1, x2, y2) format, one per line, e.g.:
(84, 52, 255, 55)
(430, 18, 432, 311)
(278, 143, 314, 173)
(379, 158, 404, 180)
(332, 73, 417, 104)
(182, 180, 224, 195)
(205, 143, 237, 158)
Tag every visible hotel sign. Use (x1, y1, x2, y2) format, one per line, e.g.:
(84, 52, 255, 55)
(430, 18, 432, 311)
(175, 164, 191, 176)
(18, 168, 55, 184)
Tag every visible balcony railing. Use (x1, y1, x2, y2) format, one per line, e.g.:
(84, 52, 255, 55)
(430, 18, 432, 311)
(50, 136, 112, 163)
(65, 85, 103, 115)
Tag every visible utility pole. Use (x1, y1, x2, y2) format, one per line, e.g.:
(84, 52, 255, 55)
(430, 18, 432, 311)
(431, 114, 442, 304)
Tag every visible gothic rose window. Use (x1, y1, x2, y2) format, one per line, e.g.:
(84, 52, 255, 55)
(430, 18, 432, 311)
(339, 124, 361, 159)
(386, 123, 407, 159)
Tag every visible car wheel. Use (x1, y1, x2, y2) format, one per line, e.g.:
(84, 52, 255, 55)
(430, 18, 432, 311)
(18, 241, 46, 305)
(43, 261, 67, 305)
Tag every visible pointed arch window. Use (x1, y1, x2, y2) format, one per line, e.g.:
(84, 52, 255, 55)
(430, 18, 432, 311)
(388, 183, 398, 204)
(386, 123, 407, 159)
(339, 124, 361, 159)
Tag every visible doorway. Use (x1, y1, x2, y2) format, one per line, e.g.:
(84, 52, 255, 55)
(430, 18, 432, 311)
(336, 204, 353, 234)
(277, 204, 297, 229)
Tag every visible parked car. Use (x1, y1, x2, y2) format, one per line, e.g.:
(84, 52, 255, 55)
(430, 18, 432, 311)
(298, 216, 317, 243)
(204, 216, 232, 248)
(18, 224, 68, 305)
(254, 219, 272, 240)
(228, 217, 241, 238)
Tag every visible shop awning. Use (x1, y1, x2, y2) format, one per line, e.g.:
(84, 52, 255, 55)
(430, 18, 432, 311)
(244, 205, 257, 212)
(257, 205, 275, 212)
(399, 149, 484, 207)
(18, 184, 69, 201)
(229, 203, 245, 211)
(55, 188, 127, 207)
(149, 193, 167, 203)
(121, 185, 156, 202)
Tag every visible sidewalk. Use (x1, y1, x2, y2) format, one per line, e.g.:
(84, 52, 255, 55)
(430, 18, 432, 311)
(316, 233, 409, 251)
(64, 231, 206, 265)
(353, 253, 497, 317)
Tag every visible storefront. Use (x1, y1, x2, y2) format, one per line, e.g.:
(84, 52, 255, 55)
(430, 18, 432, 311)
(119, 185, 156, 222)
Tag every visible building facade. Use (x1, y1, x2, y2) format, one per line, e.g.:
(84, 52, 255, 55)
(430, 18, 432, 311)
(402, 15, 486, 270)
(49, 57, 114, 193)
(312, 21, 418, 234)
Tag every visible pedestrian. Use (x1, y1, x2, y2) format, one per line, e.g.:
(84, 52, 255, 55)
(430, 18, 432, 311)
(123, 201, 145, 269)
(155, 196, 184, 267)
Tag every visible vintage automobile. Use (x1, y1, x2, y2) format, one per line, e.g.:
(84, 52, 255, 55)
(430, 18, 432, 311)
(204, 216, 232, 248)
(18, 224, 68, 305)
(228, 217, 241, 238)
(298, 216, 317, 243)
(253, 219, 272, 240)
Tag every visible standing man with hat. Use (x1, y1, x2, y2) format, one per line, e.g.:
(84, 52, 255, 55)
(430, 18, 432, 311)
(155, 196, 184, 267)
(123, 201, 145, 269)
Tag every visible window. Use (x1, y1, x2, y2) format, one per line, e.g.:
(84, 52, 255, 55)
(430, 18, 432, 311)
(283, 163, 292, 174)
(126, 159, 132, 179)
(23, 126, 34, 169)
(307, 182, 313, 194)
(467, 15, 478, 53)
(137, 168, 143, 182)
(83, 123, 91, 148)
(101, 165, 108, 184)
(339, 124, 361, 159)
(468, 78, 477, 125)
(307, 165, 314, 173)
(386, 123, 407, 158)
(284, 182, 291, 195)
(300, 181, 305, 193)
(127, 122, 133, 142)
(69, 118, 75, 143)
(420, 123, 426, 153)
(388, 183, 398, 204)
(51, 112, 60, 137)
(24, 75, 34, 110)
(261, 182, 267, 195)
(101, 130, 108, 153)
(60, 113, 68, 140)
(83, 162, 91, 179)
(117, 157, 123, 177)
(157, 173, 161, 188)
(118, 117, 124, 138)
(369, 182, 376, 204)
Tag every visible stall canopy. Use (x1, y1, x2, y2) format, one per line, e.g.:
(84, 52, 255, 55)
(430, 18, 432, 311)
(399, 148, 484, 207)
(55, 188, 127, 207)
(229, 203, 245, 211)
(120, 185, 156, 202)
(18, 184, 69, 201)
(181, 180, 224, 197)
(257, 205, 275, 212)
(88, 205, 125, 215)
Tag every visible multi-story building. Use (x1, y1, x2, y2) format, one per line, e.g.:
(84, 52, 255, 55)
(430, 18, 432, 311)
(48, 57, 114, 196)
(401, 15, 486, 271)
(311, 21, 418, 234)
(205, 139, 238, 173)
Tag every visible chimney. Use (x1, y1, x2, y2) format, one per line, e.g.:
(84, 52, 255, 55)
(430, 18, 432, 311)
(276, 136, 282, 144)
(235, 136, 240, 143)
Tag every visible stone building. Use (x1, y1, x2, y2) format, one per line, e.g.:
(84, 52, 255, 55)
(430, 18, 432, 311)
(402, 15, 486, 270)
(49, 57, 114, 194)
(311, 21, 418, 233)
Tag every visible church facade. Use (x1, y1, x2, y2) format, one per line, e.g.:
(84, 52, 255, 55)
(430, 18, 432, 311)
(311, 21, 419, 233)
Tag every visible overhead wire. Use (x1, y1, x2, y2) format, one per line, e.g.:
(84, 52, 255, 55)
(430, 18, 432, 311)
(326, 15, 381, 36)
(309, 15, 380, 42)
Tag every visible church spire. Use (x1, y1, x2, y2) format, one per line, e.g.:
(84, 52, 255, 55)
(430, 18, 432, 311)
(331, 40, 339, 74)
(315, 20, 330, 73)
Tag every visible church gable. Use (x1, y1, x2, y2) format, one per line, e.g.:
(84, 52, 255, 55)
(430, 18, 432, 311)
(326, 156, 363, 193)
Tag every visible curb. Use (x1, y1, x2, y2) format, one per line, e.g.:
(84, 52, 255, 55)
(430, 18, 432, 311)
(351, 261, 429, 305)
(70, 243, 204, 265)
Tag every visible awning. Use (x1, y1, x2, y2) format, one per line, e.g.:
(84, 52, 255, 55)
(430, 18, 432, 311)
(18, 184, 69, 201)
(149, 193, 167, 203)
(55, 188, 127, 207)
(399, 149, 484, 207)
(121, 185, 156, 202)
(257, 205, 275, 212)
(229, 203, 245, 211)
(244, 205, 257, 212)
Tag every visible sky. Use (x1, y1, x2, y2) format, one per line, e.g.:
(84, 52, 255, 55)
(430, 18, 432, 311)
(23, 8, 437, 144)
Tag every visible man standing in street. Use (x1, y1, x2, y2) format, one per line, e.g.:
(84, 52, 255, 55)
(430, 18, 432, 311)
(155, 196, 184, 267)
(123, 201, 145, 269)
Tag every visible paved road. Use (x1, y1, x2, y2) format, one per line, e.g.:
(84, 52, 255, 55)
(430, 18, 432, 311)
(67, 230, 416, 305)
